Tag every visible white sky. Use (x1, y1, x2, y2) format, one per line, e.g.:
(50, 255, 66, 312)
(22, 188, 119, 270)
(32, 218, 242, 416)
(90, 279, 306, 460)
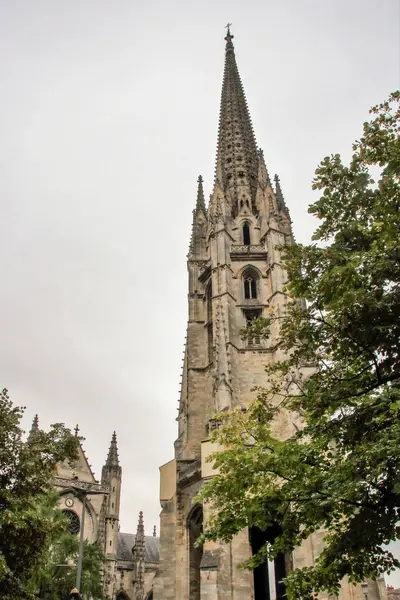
(1, 0, 399, 583)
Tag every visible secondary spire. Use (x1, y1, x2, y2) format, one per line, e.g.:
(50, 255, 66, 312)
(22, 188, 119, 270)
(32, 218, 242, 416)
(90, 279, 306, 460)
(195, 175, 206, 213)
(105, 431, 119, 467)
(215, 26, 259, 213)
(28, 414, 39, 441)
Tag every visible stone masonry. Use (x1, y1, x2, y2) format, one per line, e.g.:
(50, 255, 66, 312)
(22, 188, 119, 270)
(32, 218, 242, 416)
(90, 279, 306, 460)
(154, 28, 387, 600)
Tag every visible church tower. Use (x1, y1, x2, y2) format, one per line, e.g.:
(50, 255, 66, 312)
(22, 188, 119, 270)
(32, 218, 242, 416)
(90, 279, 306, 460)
(154, 27, 294, 600)
(154, 29, 385, 600)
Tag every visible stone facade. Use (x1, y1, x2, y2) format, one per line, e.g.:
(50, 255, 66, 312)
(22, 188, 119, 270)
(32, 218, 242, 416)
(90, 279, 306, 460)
(30, 419, 159, 600)
(154, 29, 387, 600)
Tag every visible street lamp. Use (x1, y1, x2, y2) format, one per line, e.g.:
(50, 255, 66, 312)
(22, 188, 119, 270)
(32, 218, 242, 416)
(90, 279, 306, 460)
(70, 482, 108, 595)
(361, 581, 369, 600)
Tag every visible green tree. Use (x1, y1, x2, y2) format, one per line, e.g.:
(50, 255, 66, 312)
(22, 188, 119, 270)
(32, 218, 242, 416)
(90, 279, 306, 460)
(0, 388, 80, 600)
(198, 92, 400, 599)
(30, 531, 105, 600)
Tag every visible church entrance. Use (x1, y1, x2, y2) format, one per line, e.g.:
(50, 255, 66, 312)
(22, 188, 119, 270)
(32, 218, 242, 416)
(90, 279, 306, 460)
(188, 505, 203, 600)
(250, 525, 286, 600)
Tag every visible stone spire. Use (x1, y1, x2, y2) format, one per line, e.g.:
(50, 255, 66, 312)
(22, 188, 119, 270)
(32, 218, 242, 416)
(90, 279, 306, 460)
(188, 175, 207, 258)
(195, 174, 206, 213)
(28, 414, 39, 441)
(134, 511, 145, 600)
(215, 26, 259, 213)
(105, 431, 119, 468)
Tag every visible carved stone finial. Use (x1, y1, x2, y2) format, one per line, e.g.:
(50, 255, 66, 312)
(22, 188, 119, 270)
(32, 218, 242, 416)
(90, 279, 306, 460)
(153, 525, 157, 537)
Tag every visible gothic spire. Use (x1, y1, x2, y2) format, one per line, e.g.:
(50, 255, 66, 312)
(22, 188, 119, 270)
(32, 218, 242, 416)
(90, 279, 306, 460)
(105, 431, 119, 467)
(196, 175, 206, 213)
(189, 175, 207, 257)
(134, 511, 145, 600)
(215, 26, 259, 211)
(28, 414, 39, 441)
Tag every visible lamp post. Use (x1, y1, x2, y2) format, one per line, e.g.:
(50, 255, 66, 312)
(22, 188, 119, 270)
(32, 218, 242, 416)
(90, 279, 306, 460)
(361, 581, 369, 600)
(70, 482, 108, 596)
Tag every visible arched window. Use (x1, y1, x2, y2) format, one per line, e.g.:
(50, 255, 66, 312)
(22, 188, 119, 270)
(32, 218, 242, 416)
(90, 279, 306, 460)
(243, 222, 251, 245)
(188, 505, 203, 600)
(243, 268, 259, 300)
(250, 524, 287, 600)
(62, 509, 80, 535)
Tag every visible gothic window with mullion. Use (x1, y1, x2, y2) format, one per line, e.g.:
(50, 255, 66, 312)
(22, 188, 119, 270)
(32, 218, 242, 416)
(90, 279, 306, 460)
(243, 267, 259, 301)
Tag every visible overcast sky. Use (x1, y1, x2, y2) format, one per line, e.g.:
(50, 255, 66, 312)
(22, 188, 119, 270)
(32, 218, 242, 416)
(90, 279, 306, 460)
(1, 0, 399, 580)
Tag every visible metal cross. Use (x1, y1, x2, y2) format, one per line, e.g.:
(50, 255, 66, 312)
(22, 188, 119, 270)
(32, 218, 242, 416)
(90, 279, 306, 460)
(225, 23, 233, 39)
(74, 424, 80, 437)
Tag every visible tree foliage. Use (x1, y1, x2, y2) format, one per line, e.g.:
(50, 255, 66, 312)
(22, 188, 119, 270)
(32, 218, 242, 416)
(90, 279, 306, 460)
(0, 388, 80, 599)
(29, 531, 105, 600)
(198, 92, 400, 598)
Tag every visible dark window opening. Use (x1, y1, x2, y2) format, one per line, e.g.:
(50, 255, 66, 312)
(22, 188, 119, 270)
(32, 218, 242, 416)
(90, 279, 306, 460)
(206, 281, 213, 363)
(243, 222, 251, 245)
(207, 324, 213, 363)
(250, 525, 287, 600)
(206, 281, 212, 322)
(188, 506, 203, 600)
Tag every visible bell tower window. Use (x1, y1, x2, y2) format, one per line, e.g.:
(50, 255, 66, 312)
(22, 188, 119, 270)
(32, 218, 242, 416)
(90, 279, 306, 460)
(243, 221, 251, 245)
(243, 268, 259, 300)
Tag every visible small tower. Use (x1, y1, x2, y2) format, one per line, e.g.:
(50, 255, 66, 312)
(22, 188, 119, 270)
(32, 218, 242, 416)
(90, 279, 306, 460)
(101, 432, 122, 597)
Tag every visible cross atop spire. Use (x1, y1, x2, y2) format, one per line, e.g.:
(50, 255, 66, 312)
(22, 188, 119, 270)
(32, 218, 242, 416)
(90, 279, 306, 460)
(105, 431, 119, 467)
(225, 23, 233, 43)
(215, 27, 259, 213)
